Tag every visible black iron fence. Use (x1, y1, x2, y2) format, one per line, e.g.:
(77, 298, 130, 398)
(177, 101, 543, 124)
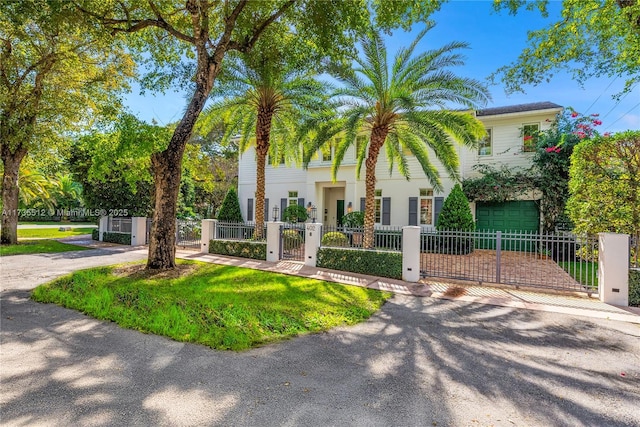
(280, 223, 306, 261)
(320, 225, 404, 251)
(176, 219, 201, 249)
(215, 221, 267, 242)
(419, 230, 598, 293)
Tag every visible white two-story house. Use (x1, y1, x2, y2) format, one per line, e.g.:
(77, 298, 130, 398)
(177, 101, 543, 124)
(237, 101, 562, 232)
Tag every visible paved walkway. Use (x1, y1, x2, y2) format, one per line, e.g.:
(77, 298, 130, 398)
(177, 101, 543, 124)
(178, 251, 640, 324)
(2, 242, 640, 426)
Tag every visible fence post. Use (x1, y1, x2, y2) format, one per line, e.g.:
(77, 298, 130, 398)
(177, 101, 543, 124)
(98, 216, 109, 242)
(130, 217, 147, 246)
(304, 222, 323, 267)
(496, 231, 502, 284)
(266, 221, 283, 262)
(598, 233, 629, 306)
(402, 226, 421, 282)
(201, 219, 216, 254)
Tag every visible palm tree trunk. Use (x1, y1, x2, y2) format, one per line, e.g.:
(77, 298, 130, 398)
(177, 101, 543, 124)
(363, 126, 388, 249)
(1, 144, 28, 245)
(253, 107, 274, 239)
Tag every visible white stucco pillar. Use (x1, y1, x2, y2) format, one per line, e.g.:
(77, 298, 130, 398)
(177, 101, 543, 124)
(130, 217, 147, 246)
(98, 216, 108, 242)
(598, 233, 629, 306)
(402, 226, 421, 282)
(266, 221, 283, 263)
(304, 223, 323, 267)
(201, 219, 216, 253)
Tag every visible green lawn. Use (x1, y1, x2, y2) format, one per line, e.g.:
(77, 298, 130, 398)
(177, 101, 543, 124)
(19, 221, 96, 226)
(0, 240, 88, 256)
(18, 227, 96, 239)
(559, 261, 598, 289)
(32, 261, 391, 350)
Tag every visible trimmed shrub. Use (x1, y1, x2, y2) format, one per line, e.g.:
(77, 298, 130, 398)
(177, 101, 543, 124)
(282, 229, 303, 251)
(341, 211, 364, 227)
(321, 231, 348, 247)
(630, 270, 640, 307)
(283, 205, 308, 223)
(102, 232, 131, 245)
(437, 183, 475, 231)
(209, 240, 266, 260)
(317, 247, 402, 280)
(217, 188, 244, 222)
(92, 229, 99, 240)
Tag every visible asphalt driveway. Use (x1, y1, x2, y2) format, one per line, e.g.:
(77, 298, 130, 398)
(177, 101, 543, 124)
(1, 249, 639, 426)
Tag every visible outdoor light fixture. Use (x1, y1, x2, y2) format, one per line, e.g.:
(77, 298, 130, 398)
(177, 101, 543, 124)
(307, 201, 312, 213)
(272, 206, 279, 222)
(347, 202, 353, 213)
(310, 206, 317, 223)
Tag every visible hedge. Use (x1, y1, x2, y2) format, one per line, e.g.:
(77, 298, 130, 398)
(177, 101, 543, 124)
(209, 240, 266, 260)
(92, 229, 99, 240)
(102, 232, 131, 245)
(317, 247, 402, 280)
(630, 269, 640, 307)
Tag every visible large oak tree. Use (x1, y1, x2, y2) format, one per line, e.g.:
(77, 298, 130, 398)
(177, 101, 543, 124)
(78, 0, 443, 269)
(0, 0, 132, 244)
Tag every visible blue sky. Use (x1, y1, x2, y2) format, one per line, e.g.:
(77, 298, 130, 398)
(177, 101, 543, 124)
(124, 1, 639, 133)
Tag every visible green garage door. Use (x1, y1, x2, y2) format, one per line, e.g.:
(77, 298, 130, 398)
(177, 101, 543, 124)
(476, 201, 540, 232)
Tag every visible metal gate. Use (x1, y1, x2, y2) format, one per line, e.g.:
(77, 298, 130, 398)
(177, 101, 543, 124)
(280, 223, 305, 261)
(176, 219, 201, 249)
(420, 230, 598, 294)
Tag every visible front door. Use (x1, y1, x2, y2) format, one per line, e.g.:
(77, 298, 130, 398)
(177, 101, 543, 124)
(336, 200, 345, 226)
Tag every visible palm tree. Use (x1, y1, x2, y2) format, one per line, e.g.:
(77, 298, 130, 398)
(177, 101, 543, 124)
(312, 25, 490, 248)
(201, 49, 328, 238)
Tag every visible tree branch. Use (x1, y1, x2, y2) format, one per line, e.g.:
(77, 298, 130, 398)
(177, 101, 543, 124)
(228, 0, 296, 53)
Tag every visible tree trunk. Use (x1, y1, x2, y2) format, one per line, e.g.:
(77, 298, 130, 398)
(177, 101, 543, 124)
(1, 144, 27, 245)
(253, 108, 274, 239)
(363, 126, 388, 249)
(146, 77, 214, 269)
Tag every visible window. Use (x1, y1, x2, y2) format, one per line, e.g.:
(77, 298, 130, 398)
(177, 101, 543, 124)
(478, 128, 492, 156)
(288, 191, 298, 207)
(419, 188, 433, 225)
(522, 123, 539, 152)
(374, 189, 382, 223)
(322, 138, 339, 162)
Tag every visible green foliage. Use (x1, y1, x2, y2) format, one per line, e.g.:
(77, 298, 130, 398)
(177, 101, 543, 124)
(17, 228, 95, 239)
(567, 131, 640, 235)
(492, 0, 640, 96)
(0, 240, 89, 256)
(92, 229, 99, 240)
(341, 211, 365, 227)
(283, 205, 308, 223)
(216, 188, 244, 222)
(209, 240, 266, 261)
(321, 232, 348, 247)
(31, 261, 390, 350)
(102, 232, 131, 245)
(437, 184, 475, 231)
(629, 270, 640, 307)
(463, 164, 537, 203)
(282, 229, 303, 251)
(317, 248, 402, 280)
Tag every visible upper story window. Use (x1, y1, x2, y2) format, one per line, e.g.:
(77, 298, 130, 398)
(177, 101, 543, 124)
(419, 188, 434, 225)
(374, 189, 382, 223)
(522, 123, 539, 152)
(288, 191, 298, 206)
(356, 135, 367, 157)
(478, 128, 492, 156)
(322, 138, 340, 162)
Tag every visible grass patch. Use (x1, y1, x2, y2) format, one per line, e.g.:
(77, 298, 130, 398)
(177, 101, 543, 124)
(559, 261, 598, 288)
(18, 227, 96, 239)
(19, 221, 96, 226)
(32, 261, 391, 351)
(0, 240, 88, 256)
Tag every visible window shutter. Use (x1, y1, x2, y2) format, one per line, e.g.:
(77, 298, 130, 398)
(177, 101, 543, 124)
(247, 198, 254, 222)
(298, 198, 304, 207)
(382, 197, 391, 225)
(280, 198, 287, 221)
(408, 197, 418, 226)
(264, 198, 269, 222)
(360, 197, 365, 212)
(434, 197, 444, 227)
